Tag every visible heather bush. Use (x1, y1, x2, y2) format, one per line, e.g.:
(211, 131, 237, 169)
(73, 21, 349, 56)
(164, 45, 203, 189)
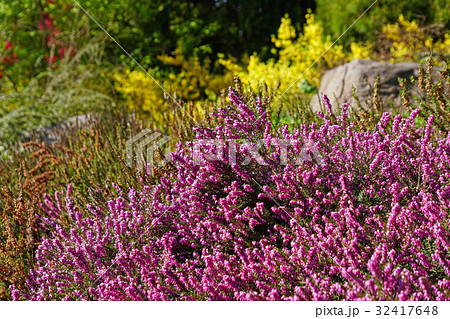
(408, 60, 450, 132)
(0, 110, 146, 299)
(3, 1, 450, 302)
(0, 152, 53, 300)
(14, 82, 450, 300)
(0, 81, 223, 300)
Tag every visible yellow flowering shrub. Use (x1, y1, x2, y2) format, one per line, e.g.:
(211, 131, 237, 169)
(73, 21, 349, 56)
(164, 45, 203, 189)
(114, 11, 377, 119)
(113, 69, 167, 124)
(382, 14, 450, 63)
(350, 42, 373, 60)
(114, 12, 449, 126)
(114, 45, 238, 125)
(157, 46, 236, 101)
(227, 12, 365, 96)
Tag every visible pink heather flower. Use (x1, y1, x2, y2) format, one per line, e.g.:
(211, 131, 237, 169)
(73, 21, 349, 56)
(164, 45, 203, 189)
(15, 89, 450, 301)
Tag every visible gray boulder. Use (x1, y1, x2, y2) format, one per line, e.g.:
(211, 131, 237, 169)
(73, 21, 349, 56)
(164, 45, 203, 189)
(26, 114, 97, 145)
(310, 59, 421, 114)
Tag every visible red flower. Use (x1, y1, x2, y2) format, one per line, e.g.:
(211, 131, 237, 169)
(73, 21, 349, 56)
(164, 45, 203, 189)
(1, 56, 15, 65)
(44, 16, 54, 30)
(4, 41, 13, 50)
(39, 14, 54, 30)
(45, 55, 58, 65)
(58, 47, 69, 59)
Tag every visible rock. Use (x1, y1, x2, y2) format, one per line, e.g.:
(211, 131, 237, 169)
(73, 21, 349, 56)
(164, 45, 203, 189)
(26, 114, 97, 145)
(310, 59, 421, 114)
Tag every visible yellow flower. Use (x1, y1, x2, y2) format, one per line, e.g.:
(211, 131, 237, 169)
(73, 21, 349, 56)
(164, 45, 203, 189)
(382, 15, 449, 63)
(227, 12, 348, 95)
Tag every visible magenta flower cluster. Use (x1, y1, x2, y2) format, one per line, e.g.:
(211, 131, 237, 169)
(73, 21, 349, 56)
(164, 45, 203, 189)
(14, 90, 450, 300)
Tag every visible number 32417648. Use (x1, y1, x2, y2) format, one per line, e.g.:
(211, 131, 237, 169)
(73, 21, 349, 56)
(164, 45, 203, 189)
(376, 306, 438, 316)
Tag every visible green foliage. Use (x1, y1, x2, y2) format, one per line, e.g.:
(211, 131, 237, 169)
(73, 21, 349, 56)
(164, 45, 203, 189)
(0, 40, 116, 147)
(0, 1, 121, 149)
(0, 0, 93, 81)
(3, 0, 315, 67)
(412, 59, 450, 132)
